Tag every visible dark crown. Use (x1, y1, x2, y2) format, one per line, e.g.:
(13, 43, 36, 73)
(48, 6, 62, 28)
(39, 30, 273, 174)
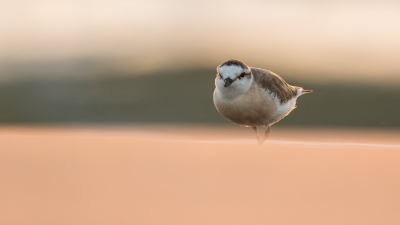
(220, 59, 249, 70)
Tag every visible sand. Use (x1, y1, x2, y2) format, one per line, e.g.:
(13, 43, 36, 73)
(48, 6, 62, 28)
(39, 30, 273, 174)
(1, 126, 400, 225)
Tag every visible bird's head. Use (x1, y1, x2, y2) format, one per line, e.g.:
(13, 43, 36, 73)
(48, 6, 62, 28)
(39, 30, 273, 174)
(215, 59, 253, 96)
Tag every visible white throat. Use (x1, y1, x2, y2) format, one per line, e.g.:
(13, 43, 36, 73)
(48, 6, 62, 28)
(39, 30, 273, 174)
(216, 83, 252, 99)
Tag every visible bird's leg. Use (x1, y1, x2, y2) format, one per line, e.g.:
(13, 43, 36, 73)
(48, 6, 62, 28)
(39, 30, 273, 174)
(252, 126, 262, 144)
(261, 125, 271, 144)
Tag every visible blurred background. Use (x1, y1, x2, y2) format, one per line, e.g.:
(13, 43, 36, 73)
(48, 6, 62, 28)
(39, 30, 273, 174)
(2, 2, 400, 225)
(1, 0, 400, 127)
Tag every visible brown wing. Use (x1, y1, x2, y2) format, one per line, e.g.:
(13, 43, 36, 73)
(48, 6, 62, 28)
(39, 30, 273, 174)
(251, 67, 298, 103)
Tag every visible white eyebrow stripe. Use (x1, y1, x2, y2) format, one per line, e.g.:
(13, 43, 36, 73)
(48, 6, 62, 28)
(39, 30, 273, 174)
(218, 65, 244, 79)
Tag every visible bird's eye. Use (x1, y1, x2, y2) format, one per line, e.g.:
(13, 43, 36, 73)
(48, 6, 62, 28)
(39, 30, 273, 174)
(239, 72, 246, 79)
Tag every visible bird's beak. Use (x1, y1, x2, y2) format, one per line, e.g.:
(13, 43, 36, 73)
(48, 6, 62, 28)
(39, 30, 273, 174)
(224, 78, 234, 87)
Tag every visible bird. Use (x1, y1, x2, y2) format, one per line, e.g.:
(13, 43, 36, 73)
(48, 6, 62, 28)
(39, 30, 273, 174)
(213, 59, 312, 144)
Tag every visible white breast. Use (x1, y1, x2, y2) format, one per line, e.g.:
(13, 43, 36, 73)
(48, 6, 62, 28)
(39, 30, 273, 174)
(214, 81, 303, 126)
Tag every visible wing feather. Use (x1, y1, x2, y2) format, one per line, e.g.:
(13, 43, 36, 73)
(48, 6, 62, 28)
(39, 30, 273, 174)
(251, 68, 298, 103)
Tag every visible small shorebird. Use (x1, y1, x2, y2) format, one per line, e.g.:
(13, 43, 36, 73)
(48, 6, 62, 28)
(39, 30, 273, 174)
(213, 59, 312, 144)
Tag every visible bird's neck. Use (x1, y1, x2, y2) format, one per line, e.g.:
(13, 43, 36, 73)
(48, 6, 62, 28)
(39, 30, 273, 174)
(217, 81, 252, 100)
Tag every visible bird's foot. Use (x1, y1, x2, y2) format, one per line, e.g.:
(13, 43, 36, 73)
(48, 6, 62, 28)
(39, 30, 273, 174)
(252, 126, 271, 145)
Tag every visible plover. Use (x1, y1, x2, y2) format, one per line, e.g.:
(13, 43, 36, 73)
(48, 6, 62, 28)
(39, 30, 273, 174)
(213, 59, 312, 144)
